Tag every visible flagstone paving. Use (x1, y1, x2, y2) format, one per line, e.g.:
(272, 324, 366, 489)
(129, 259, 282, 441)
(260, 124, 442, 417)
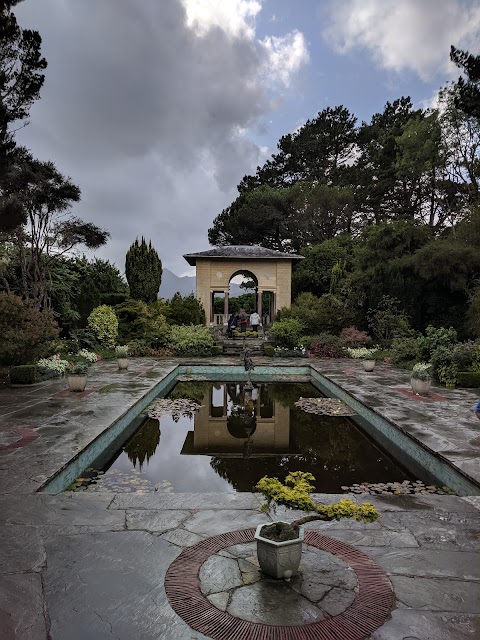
(0, 356, 479, 638)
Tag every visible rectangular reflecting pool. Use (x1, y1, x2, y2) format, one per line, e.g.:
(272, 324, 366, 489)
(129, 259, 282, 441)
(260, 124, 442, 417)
(68, 381, 415, 493)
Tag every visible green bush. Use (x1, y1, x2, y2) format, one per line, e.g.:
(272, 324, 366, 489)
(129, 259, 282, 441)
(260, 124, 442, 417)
(367, 295, 411, 346)
(264, 345, 275, 357)
(211, 345, 223, 356)
(430, 345, 458, 386)
(418, 325, 458, 361)
(9, 365, 38, 384)
(165, 293, 205, 325)
(390, 335, 422, 368)
(457, 372, 480, 388)
(168, 325, 214, 356)
(0, 293, 59, 366)
(127, 339, 150, 356)
(451, 342, 480, 372)
(87, 305, 118, 347)
(269, 318, 304, 349)
(281, 292, 353, 335)
(114, 299, 170, 347)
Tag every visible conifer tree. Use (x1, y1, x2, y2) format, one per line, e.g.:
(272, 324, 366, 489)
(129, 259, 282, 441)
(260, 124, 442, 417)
(125, 237, 162, 303)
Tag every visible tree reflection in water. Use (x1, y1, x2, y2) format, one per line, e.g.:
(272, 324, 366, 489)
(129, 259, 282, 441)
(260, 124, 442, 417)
(124, 417, 160, 470)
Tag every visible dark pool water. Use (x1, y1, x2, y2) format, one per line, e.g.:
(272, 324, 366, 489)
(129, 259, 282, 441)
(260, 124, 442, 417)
(75, 381, 413, 493)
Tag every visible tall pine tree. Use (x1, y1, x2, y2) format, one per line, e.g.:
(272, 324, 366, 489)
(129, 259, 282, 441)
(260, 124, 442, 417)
(125, 238, 162, 303)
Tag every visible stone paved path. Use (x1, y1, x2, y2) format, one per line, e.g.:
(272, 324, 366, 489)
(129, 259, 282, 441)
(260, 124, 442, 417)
(0, 357, 479, 638)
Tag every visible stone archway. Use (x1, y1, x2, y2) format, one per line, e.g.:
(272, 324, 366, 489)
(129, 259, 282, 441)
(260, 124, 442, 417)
(183, 245, 303, 326)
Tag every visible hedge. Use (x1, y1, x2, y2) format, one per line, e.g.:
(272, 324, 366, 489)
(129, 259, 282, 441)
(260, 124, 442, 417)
(10, 365, 38, 385)
(457, 372, 480, 388)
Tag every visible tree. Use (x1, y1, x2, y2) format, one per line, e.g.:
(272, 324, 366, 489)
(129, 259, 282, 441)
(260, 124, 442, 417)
(450, 47, 480, 122)
(1, 1, 47, 230)
(125, 237, 162, 303)
(165, 293, 205, 325)
(6, 149, 108, 308)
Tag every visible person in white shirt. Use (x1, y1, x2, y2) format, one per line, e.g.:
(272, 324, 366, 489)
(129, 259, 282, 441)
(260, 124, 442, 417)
(250, 311, 261, 333)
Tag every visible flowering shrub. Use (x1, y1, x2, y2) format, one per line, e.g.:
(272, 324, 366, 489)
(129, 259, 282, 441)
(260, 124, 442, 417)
(411, 362, 432, 380)
(115, 345, 129, 357)
(87, 305, 118, 347)
(309, 333, 345, 358)
(78, 349, 98, 363)
(347, 347, 378, 359)
(37, 358, 70, 376)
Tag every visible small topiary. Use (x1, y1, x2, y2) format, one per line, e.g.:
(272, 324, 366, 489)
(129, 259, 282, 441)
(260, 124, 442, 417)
(256, 472, 379, 541)
(87, 305, 118, 347)
(10, 365, 38, 384)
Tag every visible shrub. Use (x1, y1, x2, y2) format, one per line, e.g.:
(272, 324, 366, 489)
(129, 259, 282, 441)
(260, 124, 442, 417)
(0, 293, 59, 366)
(78, 349, 98, 363)
(457, 372, 480, 388)
(389, 335, 422, 368)
(168, 325, 214, 356)
(165, 293, 205, 326)
(367, 295, 410, 346)
(68, 361, 89, 375)
(411, 362, 432, 380)
(273, 346, 307, 357)
(286, 292, 354, 335)
(339, 326, 372, 348)
(10, 365, 38, 384)
(127, 339, 150, 356)
(309, 333, 345, 358)
(37, 358, 70, 376)
(211, 345, 223, 356)
(430, 346, 458, 386)
(451, 342, 480, 372)
(418, 325, 458, 361)
(264, 345, 275, 357)
(114, 299, 170, 347)
(115, 345, 129, 357)
(347, 347, 378, 359)
(269, 318, 304, 349)
(87, 305, 118, 347)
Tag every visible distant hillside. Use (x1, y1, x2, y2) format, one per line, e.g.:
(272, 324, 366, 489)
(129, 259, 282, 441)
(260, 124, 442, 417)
(159, 268, 247, 300)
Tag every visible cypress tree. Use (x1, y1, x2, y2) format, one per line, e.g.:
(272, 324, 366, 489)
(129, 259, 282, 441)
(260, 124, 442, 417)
(125, 237, 162, 302)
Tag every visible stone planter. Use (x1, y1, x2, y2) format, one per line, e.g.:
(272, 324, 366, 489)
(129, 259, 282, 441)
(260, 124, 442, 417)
(363, 359, 376, 372)
(410, 377, 431, 396)
(117, 358, 129, 371)
(254, 522, 305, 580)
(67, 374, 87, 392)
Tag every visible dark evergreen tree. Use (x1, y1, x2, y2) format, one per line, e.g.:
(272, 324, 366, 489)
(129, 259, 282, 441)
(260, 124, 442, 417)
(450, 46, 480, 121)
(125, 237, 162, 303)
(1, 0, 47, 230)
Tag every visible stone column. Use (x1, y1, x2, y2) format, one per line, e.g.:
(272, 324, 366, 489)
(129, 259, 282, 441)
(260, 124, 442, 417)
(257, 290, 262, 318)
(223, 289, 229, 324)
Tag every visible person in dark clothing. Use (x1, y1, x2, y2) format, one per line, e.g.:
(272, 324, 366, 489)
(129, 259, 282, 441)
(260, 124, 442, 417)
(227, 313, 238, 338)
(239, 309, 248, 333)
(475, 398, 480, 420)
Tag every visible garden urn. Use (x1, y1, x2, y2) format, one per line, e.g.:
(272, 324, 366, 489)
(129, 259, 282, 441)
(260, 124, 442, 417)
(67, 374, 87, 392)
(363, 359, 376, 372)
(410, 377, 431, 396)
(254, 522, 305, 580)
(117, 358, 129, 371)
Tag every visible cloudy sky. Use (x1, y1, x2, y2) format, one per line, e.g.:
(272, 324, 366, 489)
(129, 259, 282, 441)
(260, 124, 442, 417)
(15, 0, 480, 276)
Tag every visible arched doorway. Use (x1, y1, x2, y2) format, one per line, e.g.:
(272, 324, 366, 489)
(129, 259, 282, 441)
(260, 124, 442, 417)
(211, 269, 276, 326)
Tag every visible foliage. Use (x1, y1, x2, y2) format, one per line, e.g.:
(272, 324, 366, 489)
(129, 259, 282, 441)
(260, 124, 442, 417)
(280, 292, 353, 336)
(256, 472, 379, 525)
(389, 335, 422, 368)
(0, 292, 59, 365)
(67, 361, 89, 375)
(367, 295, 411, 346)
(114, 299, 170, 347)
(273, 346, 307, 357)
(165, 293, 205, 325)
(168, 325, 214, 357)
(347, 347, 378, 359)
(125, 237, 162, 303)
(309, 333, 345, 358)
(467, 285, 480, 337)
(169, 380, 211, 404)
(457, 372, 480, 388)
(339, 326, 372, 347)
(430, 346, 458, 386)
(87, 305, 118, 347)
(9, 364, 38, 384)
(417, 325, 458, 361)
(411, 363, 432, 381)
(450, 47, 480, 122)
(115, 345, 129, 358)
(36, 357, 69, 375)
(77, 349, 97, 363)
(268, 318, 304, 349)
(264, 345, 275, 356)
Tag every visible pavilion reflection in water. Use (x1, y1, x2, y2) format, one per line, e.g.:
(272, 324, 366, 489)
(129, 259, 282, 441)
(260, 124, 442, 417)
(180, 383, 294, 457)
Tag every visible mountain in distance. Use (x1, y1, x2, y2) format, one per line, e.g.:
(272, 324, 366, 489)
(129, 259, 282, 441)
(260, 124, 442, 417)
(159, 268, 246, 300)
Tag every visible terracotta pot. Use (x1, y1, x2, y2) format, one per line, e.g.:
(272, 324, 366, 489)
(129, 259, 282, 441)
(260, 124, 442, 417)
(254, 522, 304, 580)
(117, 358, 129, 371)
(410, 377, 431, 396)
(67, 374, 87, 392)
(363, 359, 376, 372)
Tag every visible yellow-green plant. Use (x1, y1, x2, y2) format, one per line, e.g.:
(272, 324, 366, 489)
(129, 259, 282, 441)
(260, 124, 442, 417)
(87, 305, 118, 347)
(256, 471, 379, 527)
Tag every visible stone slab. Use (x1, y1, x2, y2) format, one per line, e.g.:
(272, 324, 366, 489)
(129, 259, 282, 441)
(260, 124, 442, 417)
(109, 492, 259, 510)
(159, 527, 205, 547)
(370, 610, 480, 640)
(0, 525, 45, 573)
(183, 509, 268, 536)
(199, 555, 243, 595)
(392, 575, 480, 613)
(326, 528, 419, 548)
(0, 573, 47, 640)
(126, 509, 189, 532)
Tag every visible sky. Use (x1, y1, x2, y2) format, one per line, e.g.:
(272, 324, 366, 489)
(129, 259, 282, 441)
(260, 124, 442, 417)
(14, 0, 480, 276)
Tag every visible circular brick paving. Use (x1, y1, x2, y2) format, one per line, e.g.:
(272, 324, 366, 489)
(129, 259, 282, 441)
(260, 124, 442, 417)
(165, 528, 395, 640)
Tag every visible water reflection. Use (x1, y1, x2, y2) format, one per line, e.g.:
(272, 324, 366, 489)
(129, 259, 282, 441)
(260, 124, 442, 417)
(124, 417, 160, 470)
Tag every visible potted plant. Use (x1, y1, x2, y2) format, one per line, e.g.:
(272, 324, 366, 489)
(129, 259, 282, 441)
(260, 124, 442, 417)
(255, 472, 379, 580)
(410, 362, 432, 396)
(67, 361, 89, 392)
(347, 347, 378, 371)
(115, 345, 129, 370)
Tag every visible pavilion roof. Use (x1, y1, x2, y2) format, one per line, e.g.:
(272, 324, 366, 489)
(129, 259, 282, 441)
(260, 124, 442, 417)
(183, 245, 303, 266)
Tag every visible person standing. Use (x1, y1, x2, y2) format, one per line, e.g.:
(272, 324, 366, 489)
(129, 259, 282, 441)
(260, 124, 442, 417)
(250, 310, 261, 334)
(239, 309, 248, 333)
(475, 398, 480, 420)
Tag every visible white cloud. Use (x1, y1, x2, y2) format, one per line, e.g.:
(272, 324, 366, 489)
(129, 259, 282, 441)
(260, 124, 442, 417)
(323, 0, 480, 81)
(260, 31, 309, 87)
(181, 0, 262, 38)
